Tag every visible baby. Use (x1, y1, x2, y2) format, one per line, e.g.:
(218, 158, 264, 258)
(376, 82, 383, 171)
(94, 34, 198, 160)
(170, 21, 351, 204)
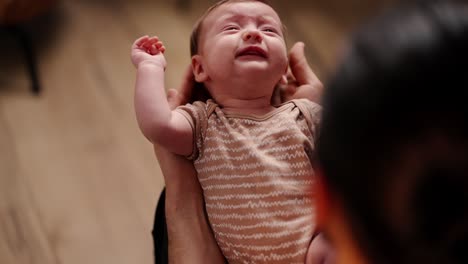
(131, 0, 322, 263)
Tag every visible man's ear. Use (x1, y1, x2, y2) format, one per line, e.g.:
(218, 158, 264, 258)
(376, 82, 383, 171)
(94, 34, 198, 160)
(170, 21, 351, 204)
(191, 55, 208, 82)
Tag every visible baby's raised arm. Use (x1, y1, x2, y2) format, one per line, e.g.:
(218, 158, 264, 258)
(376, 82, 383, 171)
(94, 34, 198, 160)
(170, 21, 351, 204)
(131, 36, 193, 156)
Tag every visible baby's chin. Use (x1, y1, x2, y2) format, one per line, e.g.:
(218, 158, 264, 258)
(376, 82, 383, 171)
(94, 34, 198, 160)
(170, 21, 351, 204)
(237, 62, 285, 80)
(234, 60, 279, 73)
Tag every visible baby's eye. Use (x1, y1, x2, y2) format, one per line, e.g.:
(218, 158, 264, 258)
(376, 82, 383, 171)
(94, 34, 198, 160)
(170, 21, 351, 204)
(262, 27, 278, 34)
(224, 26, 239, 31)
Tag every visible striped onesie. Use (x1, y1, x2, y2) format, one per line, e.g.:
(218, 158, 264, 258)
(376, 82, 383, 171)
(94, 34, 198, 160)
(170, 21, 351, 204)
(175, 98, 321, 264)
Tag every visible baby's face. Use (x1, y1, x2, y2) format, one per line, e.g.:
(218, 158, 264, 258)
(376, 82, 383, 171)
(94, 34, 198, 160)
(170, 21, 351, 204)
(196, 1, 288, 84)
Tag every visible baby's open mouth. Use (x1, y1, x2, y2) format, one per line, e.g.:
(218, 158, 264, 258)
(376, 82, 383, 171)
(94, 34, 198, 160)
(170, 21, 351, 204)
(236, 46, 267, 58)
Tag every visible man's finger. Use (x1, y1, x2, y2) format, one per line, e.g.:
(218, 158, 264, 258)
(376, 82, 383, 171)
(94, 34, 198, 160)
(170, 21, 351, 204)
(289, 42, 318, 86)
(167, 89, 182, 110)
(167, 65, 195, 110)
(178, 65, 195, 105)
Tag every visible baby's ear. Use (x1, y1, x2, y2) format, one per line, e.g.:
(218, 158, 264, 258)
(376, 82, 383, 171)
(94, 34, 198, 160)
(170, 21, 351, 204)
(191, 55, 208, 82)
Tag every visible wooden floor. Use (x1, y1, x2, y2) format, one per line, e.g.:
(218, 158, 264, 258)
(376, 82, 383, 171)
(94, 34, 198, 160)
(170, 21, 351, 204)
(0, 0, 396, 263)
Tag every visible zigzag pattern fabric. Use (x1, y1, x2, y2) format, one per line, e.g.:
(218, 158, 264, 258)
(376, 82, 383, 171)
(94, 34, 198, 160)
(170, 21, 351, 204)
(176, 99, 321, 263)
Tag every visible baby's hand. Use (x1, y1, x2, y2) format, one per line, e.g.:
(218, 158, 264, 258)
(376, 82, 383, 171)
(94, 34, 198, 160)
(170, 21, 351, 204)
(131, 35, 167, 69)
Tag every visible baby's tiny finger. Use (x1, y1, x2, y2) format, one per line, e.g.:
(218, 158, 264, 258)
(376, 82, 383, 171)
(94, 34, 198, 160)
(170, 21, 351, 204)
(159, 45, 166, 53)
(142, 41, 153, 50)
(150, 44, 159, 55)
(135, 35, 149, 47)
(142, 37, 157, 49)
(147, 37, 160, 47)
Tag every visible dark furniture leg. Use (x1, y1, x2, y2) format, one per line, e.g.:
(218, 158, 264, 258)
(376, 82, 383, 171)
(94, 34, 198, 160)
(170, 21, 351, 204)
(176, 0, 191, 10)
(6, 26, 41, 95)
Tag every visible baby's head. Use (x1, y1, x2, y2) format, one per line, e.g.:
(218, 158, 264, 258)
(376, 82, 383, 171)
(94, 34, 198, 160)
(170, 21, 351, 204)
(189, 0, 288, 100)
(190, 0, 285, 56)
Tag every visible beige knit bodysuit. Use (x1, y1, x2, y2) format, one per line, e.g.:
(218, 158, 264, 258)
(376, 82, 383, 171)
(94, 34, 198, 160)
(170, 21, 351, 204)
(175, 99, 321, 264)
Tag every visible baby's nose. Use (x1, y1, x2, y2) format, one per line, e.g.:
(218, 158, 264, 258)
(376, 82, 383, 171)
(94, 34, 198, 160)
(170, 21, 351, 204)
(242, 29, 262, 42)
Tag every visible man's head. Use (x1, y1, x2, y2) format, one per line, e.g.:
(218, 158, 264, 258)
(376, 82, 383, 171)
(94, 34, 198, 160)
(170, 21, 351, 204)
(317, 1, 468, 263)
(189, 0, 288, 101)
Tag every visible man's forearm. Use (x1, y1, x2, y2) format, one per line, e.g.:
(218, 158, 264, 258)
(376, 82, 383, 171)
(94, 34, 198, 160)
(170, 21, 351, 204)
(165, 186, 225, 264)
(154, 146, 225, 264)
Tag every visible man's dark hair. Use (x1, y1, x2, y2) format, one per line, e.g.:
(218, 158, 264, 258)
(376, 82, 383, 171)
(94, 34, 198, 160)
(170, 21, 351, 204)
(318, 1, 468, 263)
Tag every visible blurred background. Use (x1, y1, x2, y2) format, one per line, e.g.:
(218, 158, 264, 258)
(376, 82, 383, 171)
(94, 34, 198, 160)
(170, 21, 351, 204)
(0, 0, 397, 263)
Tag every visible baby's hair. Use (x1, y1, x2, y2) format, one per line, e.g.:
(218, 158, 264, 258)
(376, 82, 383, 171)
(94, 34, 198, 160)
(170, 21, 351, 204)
(189, 0, 279, 57)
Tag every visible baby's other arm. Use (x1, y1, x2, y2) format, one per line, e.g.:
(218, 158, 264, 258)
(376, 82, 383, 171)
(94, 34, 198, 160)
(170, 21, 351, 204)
(131, 36, 193, 156)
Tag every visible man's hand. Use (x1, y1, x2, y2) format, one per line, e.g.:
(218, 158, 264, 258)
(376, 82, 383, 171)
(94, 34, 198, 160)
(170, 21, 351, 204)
(278, 42, 324, 104)
(306, 233, 337, 264)
(166, 65, 195, 109)
(131, 35, 167, 69)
